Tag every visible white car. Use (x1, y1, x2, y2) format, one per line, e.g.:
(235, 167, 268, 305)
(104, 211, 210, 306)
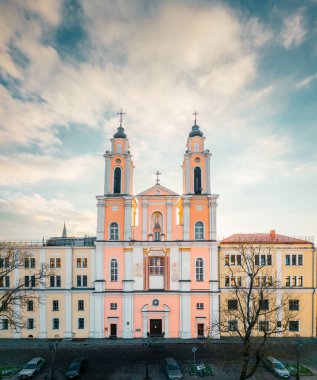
(18, 357, 45, 379)
(262, 356, 290, 378)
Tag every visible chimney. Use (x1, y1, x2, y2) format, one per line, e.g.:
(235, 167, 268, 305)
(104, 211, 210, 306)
(270, 230, 276, 238)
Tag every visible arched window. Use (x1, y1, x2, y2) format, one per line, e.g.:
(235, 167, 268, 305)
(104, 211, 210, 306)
(110, 259, 118, 282)
(194, 142, 200, 152)
(152, 211, 163, 241)
(110, 222, 119, 240)
(116, 143, 122, 153)
(195, 221, 204, 240)
(113, 167, 121, 193)
(196, 258, 204, 281)
(194, 167, 202, 194)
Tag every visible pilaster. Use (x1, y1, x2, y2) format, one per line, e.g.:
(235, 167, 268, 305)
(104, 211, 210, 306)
(183, 198, 190, 240)
(166, 202, 173, 240)
(96, 197, 105, 241)
(39, 294, 47, 339)
(142, 201, 148, 240)
(65, 248, 72, 289)
(124, 198, 133, 240)
(64, 292, 72, 338)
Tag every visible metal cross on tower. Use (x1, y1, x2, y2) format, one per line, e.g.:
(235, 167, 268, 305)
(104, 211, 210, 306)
(155, 170, 161, 185)
(117, 108, 126, 127)
(193, 110, 199, 125)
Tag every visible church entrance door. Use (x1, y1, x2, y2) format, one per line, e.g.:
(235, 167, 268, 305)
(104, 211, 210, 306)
(149, 319, 162, 336)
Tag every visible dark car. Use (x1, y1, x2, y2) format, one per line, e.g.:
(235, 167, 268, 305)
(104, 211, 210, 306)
(163, 358, 183, 380)
(65, 358, 88, 379)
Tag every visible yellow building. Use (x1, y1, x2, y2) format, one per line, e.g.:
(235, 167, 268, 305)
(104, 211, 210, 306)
(219, 230, 316, 338)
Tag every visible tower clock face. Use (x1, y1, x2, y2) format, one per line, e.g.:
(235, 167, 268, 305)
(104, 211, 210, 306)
(195, 157, 200, 163)
(116, 159, 121, 164)
(152, 299, 159, 306)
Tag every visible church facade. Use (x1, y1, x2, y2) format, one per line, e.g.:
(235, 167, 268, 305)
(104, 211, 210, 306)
(0, 117, 316, 339)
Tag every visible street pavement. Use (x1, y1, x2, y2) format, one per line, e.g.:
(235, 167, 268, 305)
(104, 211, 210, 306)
(1, 338, 316, 379)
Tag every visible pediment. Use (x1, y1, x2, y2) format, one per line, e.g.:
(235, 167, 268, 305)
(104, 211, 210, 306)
(137, 184, 179, 197)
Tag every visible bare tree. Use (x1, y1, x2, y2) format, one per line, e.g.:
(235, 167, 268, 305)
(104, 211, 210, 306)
(210, 243, 299, 380)
(0, 243, 52, 330)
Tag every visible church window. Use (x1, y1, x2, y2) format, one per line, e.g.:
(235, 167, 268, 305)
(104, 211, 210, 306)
(113, 167, 121, 193)
(194, 142, 200, 152)
(194, 221, 204, 240)
(149, 257, 164, 275)
(110, 222, 119, 240)
(116, 144, 122, 153)
(152, 211, 163, 241)
(110, 259, 118, 282)
(196, 258, 204, 281)
(194, 167, 202, 194)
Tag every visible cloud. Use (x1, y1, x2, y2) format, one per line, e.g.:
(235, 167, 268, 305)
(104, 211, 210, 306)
(0, 153, 101, 186)
(0, 193, 96, 239)
(281, 13, 307, 48)
(296, 73, 317, 88)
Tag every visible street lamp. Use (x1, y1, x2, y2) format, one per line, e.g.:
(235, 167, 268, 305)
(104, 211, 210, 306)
(48, 341, 58, 380)
(192, 347, 197, 366)
(296, 344, 302, 380)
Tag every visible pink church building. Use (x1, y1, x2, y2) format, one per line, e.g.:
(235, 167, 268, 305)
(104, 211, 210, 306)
(94, 117, 219, 339)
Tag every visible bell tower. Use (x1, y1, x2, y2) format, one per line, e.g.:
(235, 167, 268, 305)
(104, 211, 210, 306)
(103, 110, 133, 195)
(182, 111, 211, 195)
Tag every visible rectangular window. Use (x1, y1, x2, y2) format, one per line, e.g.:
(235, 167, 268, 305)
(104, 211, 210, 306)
(298, 276, 303, 287)
(154, 231, 161, 241)
(27, 318, 34, 330)
(1, 319, 9, 330)
(292, 276, 297, 287)
(225, 276, 229, 287)
(267, 255, 272, 266)
(289, 321, 299, 332)
(25, 258, 35, 268)
(228, 299, 238, 310)
(298, 255, 303, 266)
(255, 277, 260, 287)
(260, 255, 266, 266)
(82, 258, 88, 268)
(268, 276, 273, 286)
(237, 255, 242, 266)
(78, 318, 85, 329)
(0, 302, 7, 312)
(27, 300, 33, 311)
(50, 258, 61, 268)
(230, 255, 235, 265)
(77, 275, 81, 287)
(76, 258, 81, 268)
(228, 320, 238, 331)
(77, 276, 88, 287)
(83, 275, 87, 287)
(236, 276, 242, 287)
(225, 255, 229, 265)
(149, 257, 164, 275)
(78, 300, 84, 311)
(285, 255, 290, 266)
(259, 321, 269, 332)
(50, 276, 61, 288)
(289, 300, 299, 311)
(52, 300, 59, 311)
(24, 276, 36, 287)
(196, 303, 204, 310)
(56, 276, 61, 287)
(110, 303, 117, 310)
(286, 276, 290, 287)
(52, 318, 59, 330)
(259, 299, 269, 311)
(0, 276, 10, 288)
(292, 255, 297, 266)
(255, 255, 259, 265)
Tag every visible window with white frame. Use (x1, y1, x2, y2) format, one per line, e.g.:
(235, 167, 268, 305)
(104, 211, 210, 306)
(228, 320, 238, 331)
(149, 257, 164, 275)
(78, 318, 85, 329)
(225, 276, 242, 287)
(289, 300, 299, 311)
(255, 254, 272, 266)
(52, 318, 59, 330)
(110, 222, 119, 240)
(76, 275, 88, 287)
(52, 300, 59, 311)
(225, 254, 242, 266)
(285, 276, 303, 287)
(259, 320, 270, 332)
(0, 276, 10, 288)
(285, 254, 303, 266)
(254, 276, 273, 287)
(194, 222, 204, 240)
(228, 299, 238, 310)
(27, 300, 33, 312)
(110, 259, 118, 281)
(27, 318, 34, 329)
(24, 275, 36, 287)
(0, 258, 9, 268)
(110, 303, 117, 310)
(78, 300, 84, 311)
(24, 258, 35, 268)
(50, 276, 61, 288)
(195, 258, 204, 281)
(76, 258, 87, 268)
(50, 258, 61, 268)
(196, 303, 204, 310)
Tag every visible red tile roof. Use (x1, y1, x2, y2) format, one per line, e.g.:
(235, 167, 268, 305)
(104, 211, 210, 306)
(221, 230, 313, 244)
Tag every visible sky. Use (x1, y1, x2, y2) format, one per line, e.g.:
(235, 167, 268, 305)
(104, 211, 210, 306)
(0, 0, 316, 241)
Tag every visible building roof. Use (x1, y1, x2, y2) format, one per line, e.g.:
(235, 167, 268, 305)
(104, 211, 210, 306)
(113, 126, 127, 139)
(189, 123, 203, 137)
(220, 230, 313, 244)
(137, 184, 179, 197)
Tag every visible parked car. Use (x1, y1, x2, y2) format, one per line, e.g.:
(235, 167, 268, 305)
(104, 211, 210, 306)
(65, 358, 88, 379)
(262, 356, 290, 378)
(163, 358, 183, 380)
(18, 357, 45, 379)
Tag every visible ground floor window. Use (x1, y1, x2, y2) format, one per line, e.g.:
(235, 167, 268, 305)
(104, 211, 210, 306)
(78, 318, 85, 329)
(0, 319, 8, 330)
(228, 320, 238, 331)
(27, 318, 34, 329)
(52, 318, 59, 330)
(289, 321, 299, 332)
